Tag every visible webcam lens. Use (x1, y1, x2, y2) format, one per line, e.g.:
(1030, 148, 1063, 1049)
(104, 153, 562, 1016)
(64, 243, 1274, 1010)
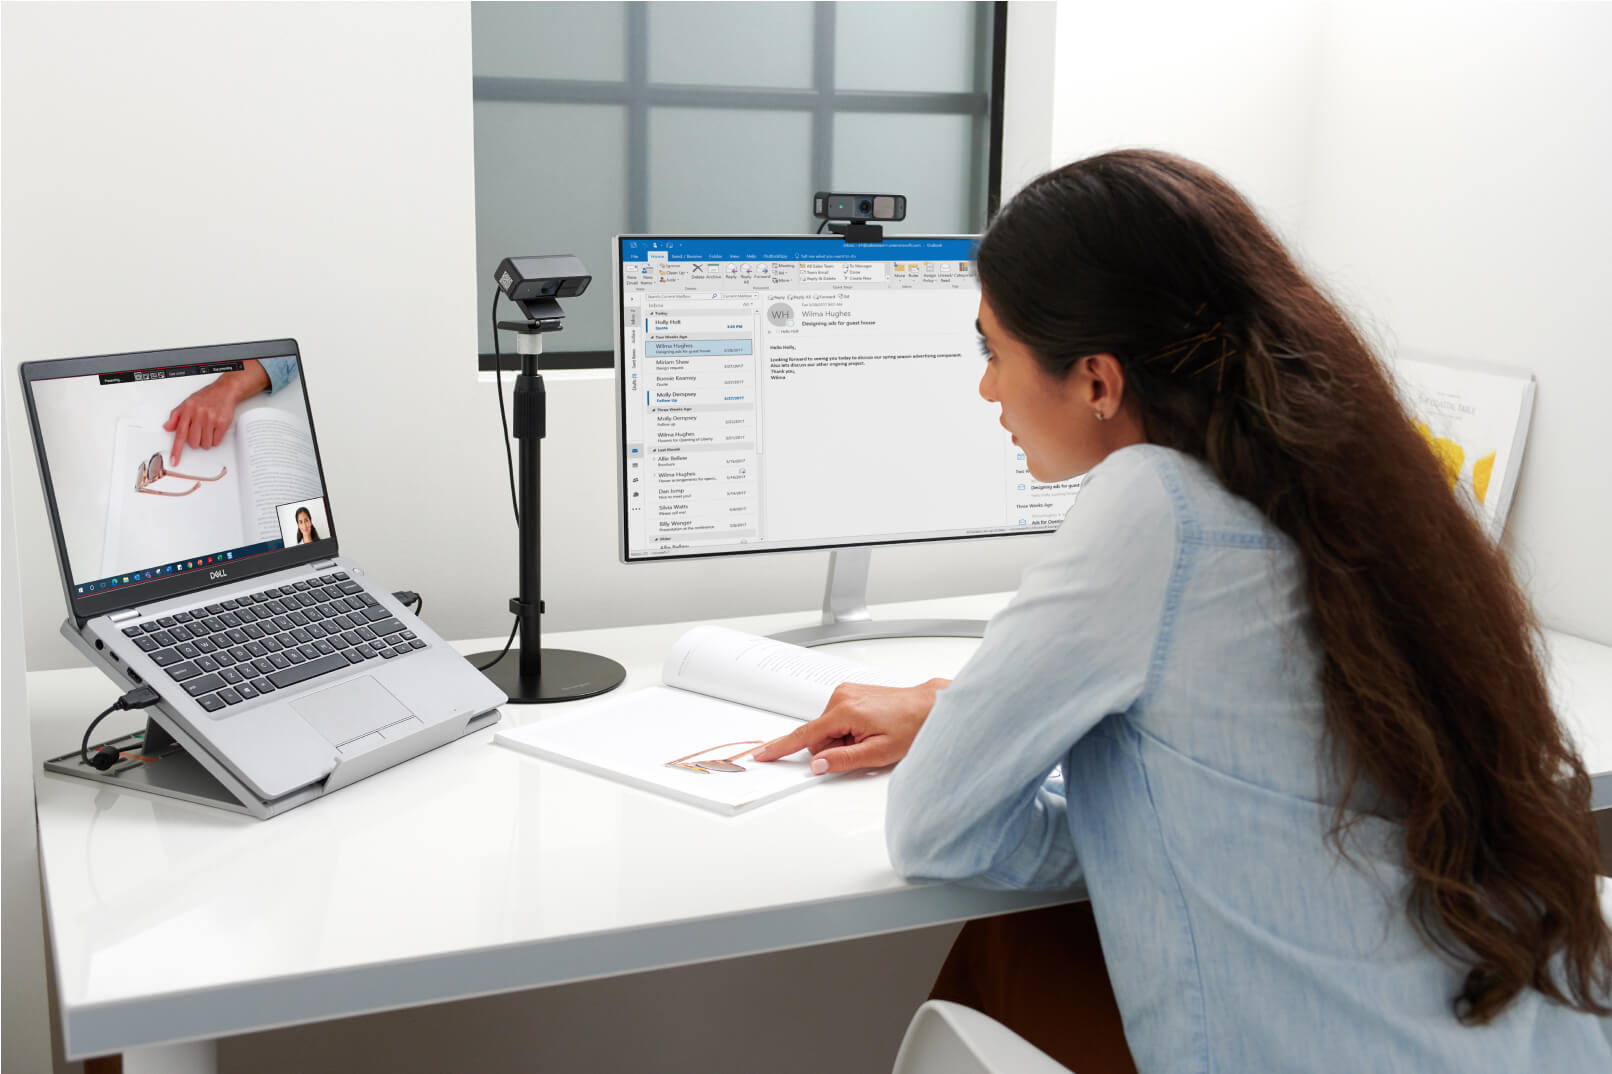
(857, 198, 873, 216)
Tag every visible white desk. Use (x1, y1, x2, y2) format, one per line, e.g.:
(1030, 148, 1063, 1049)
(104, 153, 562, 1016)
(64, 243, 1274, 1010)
(29, 594, 1612, 1071)
(30, 594, 1068, 1070)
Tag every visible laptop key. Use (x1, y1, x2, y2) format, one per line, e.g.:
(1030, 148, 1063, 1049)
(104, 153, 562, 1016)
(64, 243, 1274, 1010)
(373, 618, 405, 637)
(122, 626, 142, 638)
(168, 661, 202, 682)
(269, 654, 292, 670)
(158, 615, 177, 627)
(195, 656, 220, 673)
(218, 688, 244, 706)
(151, 649, 182, 667)
(268, 653, 348, 689)
(198, 694, 226, 713)
(184, 672, 224, 696)
(391, 644, 411, 657)
(251, 677, 275, 693)
(408, 639, 426, 649)
(177, 643, 201, 660)
(134, 636, 161, 652)
(219, 668, 244, 685)
(342, 649, 364, 664)
(236, 683, 259, 700)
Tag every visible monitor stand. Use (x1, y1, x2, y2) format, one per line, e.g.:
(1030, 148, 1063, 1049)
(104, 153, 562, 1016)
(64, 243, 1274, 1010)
(768, 547, 988, 647)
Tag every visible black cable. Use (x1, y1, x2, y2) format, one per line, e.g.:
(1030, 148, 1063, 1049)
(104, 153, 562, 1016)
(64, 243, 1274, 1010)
(474, 617, 519, 672)
(80, 685, 161, 770)
(816, 218, 829, 234)
(391, 591, 424, 616)
(492, 288, 521, 527)
(487, 288, 523, 666)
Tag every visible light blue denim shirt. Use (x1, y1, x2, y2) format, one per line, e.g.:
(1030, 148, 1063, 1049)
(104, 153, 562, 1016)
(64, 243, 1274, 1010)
(260, 355, 299, 394)
(887, 443, 1609, 1072)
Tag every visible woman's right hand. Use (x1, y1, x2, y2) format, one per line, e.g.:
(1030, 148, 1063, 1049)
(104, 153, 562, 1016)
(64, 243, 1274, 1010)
(751, 678, 950, 775)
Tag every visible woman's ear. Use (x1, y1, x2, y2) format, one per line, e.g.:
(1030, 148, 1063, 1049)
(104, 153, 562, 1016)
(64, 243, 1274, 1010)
(1081, 354, 1126, 415)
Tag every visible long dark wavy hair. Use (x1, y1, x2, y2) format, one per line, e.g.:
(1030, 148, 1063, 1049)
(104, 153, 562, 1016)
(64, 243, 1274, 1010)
(976, 149, 1610, 1024)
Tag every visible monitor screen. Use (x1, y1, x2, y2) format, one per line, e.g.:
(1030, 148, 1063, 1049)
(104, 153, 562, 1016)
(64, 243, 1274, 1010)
(23, 345, 333, 603)
(615, 235, 1083, 562)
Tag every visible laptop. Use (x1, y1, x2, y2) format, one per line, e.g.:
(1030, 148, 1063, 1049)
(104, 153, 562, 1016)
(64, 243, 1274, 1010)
(19, 338, 506, 817)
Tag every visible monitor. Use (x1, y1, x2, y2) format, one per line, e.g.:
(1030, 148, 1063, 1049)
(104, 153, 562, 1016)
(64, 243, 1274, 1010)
(613, 235, 1083, 644)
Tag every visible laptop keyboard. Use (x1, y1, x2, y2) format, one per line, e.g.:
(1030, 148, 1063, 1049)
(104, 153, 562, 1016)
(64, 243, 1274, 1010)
(120, 572, 427, 713)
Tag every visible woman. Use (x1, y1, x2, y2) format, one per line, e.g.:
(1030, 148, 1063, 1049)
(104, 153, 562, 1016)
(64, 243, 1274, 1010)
(755, 150, 1610, 1070)
(295, 506, 320, 544)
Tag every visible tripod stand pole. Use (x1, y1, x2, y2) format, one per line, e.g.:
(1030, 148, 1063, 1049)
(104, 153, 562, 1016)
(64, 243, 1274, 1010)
(472, 327, 626, 703)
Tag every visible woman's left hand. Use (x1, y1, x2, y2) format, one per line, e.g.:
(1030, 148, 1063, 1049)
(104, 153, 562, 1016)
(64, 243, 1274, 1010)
(751, 678, 950, 775)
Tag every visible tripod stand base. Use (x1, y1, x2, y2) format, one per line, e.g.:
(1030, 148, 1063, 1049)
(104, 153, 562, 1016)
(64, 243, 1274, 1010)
(473, 647, 627, 704)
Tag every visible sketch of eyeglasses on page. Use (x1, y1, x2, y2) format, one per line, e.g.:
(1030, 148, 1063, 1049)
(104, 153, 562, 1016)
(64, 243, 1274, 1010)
(664, 740, 766, 774)
(134, 452, 227, 497)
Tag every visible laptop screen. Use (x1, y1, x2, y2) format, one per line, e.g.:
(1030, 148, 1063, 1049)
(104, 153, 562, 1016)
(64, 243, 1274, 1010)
(21, 339, 337, 619)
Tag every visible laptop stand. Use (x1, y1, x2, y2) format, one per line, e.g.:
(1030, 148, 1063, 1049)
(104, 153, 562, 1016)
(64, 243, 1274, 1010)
(44, 708, 324, 820)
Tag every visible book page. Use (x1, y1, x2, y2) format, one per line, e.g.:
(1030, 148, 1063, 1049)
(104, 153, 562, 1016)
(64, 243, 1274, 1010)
(662, 625, 919, 720)
(234, 408, 322, 542)
(101, 421, 244, 577)
(494, 686, 821, 815)
(1391, 356, 1536, 538)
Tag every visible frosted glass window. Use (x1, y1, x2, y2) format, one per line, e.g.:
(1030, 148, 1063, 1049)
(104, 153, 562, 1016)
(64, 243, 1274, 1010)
(833, 113, 980, 234)
(648, 109, 815, 232)
(470, 1, 1000, 368)
(836, 3, 982, 93)
(472, 2, 626, 82)
(473, 102, 627, 354)
(646, 3, 815, 88)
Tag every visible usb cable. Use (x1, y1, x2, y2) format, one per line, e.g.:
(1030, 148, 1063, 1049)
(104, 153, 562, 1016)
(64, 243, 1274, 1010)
(80, 685, 161, 771)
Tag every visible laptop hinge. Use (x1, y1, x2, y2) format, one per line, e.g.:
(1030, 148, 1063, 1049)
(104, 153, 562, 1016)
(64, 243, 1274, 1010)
(311, 559, 339, 570)
(107, 608, 140, 623)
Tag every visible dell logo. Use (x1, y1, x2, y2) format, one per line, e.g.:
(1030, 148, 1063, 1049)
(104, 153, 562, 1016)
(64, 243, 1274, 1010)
(209, 569, 228, 581)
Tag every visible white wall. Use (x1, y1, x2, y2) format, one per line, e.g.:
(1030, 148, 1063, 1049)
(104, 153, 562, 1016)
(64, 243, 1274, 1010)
(1046, 0, 1611, 646)
(1049, 1, 1326, 247)
(1299, 3, 1612, 645)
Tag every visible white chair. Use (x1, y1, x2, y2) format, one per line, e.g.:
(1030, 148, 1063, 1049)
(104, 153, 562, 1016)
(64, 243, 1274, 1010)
(891, 1000, 1074, 1074)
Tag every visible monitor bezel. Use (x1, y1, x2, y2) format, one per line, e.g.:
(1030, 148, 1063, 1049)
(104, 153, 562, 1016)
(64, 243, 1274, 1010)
(614, 232, 1053, 566)
(18, 338, 341, 624)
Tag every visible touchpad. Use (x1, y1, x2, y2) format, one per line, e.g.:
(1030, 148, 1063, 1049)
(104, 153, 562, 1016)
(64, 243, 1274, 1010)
(290, 676, 413, 747)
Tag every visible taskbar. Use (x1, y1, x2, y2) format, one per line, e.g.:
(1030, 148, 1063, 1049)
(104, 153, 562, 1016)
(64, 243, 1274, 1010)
(75, 539, 285, 595)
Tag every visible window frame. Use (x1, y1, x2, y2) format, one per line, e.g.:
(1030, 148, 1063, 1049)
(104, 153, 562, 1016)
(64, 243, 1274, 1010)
(476, 0, 1008, 372)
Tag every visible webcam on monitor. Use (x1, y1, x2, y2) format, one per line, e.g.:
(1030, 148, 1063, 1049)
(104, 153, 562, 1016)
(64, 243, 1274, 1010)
(813, 193, 907, 222)
(495, 255, 591, 322)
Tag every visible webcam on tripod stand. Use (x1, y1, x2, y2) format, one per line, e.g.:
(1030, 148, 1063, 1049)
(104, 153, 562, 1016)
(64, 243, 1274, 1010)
(494, 255, 591, 326)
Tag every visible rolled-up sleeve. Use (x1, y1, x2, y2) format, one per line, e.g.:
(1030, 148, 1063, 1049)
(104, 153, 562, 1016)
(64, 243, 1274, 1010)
(886, 446, 1180, 889)
(260, 356, 300, 394)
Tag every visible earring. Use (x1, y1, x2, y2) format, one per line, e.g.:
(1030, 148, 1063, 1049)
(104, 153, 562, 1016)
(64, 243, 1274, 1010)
(1093, 410, 1106, 421)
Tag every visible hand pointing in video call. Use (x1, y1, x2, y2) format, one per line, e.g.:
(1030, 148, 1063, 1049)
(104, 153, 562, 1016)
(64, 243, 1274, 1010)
(163, 360, 270, 465)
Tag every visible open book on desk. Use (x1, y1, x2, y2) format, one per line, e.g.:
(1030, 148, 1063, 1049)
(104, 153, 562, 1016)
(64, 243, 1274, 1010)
(493, 626, 924, 815)
(102, 409, 320, 576)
